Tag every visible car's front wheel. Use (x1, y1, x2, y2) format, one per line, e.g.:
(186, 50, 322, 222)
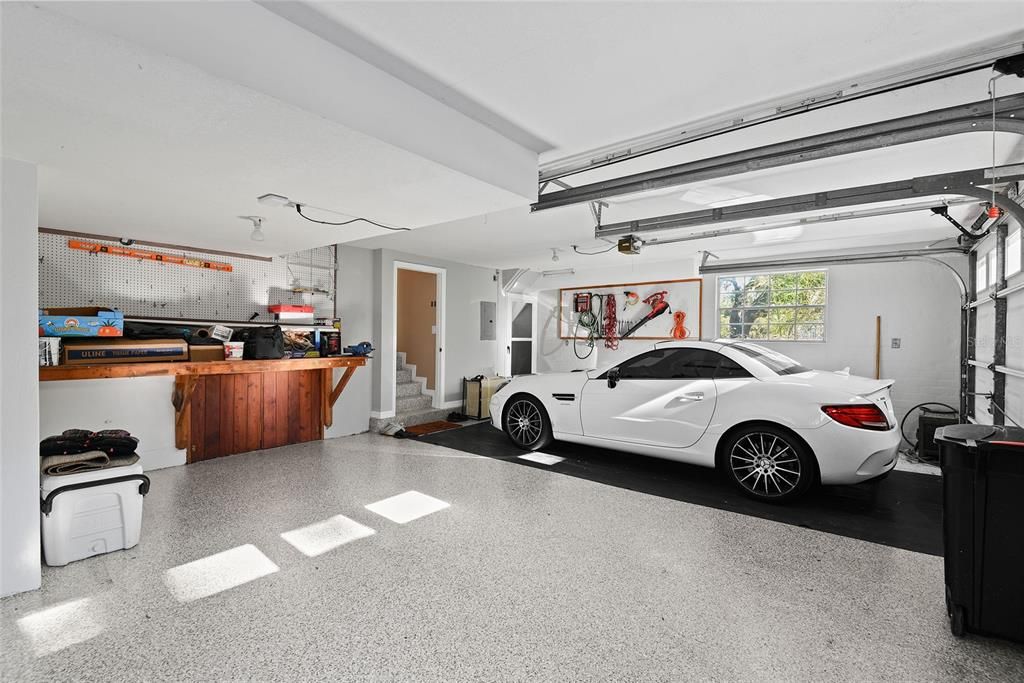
(723, 426, 815, 503)
(503, 395, 553, 451)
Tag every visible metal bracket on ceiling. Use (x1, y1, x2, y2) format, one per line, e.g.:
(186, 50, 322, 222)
(931, 205, 986, 241)
(538, 178, 573, 196)
(589, 200, 609, 228)
(700, 251, 719, 268)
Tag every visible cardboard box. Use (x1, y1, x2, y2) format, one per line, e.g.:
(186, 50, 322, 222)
(189, 344, 225, 362)
(62, 338, 188, 365)
(39, 307, 124, 338)
(39, 338, 61, 366)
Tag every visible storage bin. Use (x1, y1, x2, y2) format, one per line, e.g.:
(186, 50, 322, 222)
(935, 424, 1024, 642)
(463, 376, 509, 420)
(40, 463, 150, 567)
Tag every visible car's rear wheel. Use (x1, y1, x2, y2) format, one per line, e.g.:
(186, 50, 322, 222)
(503, 395, 553, 451)
(723, 426, 815, 503)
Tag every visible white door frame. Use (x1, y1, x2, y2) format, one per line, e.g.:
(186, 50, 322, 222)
(506, 292, 538, 376)
(393, 261, 446, 413)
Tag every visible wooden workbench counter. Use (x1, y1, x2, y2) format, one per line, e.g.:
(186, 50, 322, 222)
(39, 356, 366, 381)
(39, 356, 367, 463)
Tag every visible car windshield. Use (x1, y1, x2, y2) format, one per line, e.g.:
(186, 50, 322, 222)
(730, 343, 811, 376)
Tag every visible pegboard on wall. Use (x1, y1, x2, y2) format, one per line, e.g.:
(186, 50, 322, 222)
(559, 278, 703, 340)
(39, 233, 336, 323)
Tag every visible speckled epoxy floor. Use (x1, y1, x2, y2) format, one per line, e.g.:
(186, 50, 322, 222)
(3, 433, 1023, 682)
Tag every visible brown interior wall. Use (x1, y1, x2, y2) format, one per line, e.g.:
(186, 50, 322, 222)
(396, 269, 437, 390)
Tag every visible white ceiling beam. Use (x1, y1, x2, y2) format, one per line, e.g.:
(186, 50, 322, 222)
(45, 1, 540, 200)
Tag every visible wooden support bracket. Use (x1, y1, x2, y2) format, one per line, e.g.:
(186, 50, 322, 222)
(330, 366, 357, 408)
(173, 375, 199, 450)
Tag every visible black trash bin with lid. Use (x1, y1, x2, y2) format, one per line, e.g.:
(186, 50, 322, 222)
(935, 424, 1024, 642)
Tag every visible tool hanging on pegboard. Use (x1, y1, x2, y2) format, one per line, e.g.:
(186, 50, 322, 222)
(68, 240, 233, 272)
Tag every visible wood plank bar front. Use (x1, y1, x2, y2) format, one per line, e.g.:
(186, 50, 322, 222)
(40, 356, 367, 464)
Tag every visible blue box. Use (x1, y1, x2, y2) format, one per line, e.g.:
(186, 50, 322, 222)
(39, 307, 124, 338)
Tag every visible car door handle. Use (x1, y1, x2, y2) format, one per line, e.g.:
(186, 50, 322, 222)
(681, 391, 704, 401)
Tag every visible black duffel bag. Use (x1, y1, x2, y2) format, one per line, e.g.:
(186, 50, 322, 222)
(238, 325, 285, 360)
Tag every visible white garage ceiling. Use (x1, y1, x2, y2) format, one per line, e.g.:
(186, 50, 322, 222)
(319, 0, 1024, 160)
(1, 2, 538, 256)
(3, 1, 1024, 265)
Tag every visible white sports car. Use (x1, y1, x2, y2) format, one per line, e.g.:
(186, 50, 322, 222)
(489, 340, 900, 502)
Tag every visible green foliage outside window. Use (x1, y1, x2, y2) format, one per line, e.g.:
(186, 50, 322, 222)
(718, 270, 826, 341)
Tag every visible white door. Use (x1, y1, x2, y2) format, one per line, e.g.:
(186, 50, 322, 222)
(581, 347, 720, 448)
(506, 293, 537, 376)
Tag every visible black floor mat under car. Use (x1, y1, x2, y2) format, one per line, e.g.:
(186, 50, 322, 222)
(420, 422, 943, 556)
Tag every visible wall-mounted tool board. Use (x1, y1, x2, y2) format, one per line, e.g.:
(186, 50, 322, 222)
(559, 278, 703, 340)
(39, 232, 335, 323)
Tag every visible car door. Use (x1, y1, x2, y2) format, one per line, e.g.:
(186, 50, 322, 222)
(580, 347, 720, 448)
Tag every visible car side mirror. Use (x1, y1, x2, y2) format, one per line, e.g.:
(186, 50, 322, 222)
(607, 367, 620, 389)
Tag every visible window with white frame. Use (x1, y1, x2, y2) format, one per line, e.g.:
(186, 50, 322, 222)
(988, 249, 998, 288)
(976, 256, 988, 295)
(1008, 228, 1021, 278)
(717, 271, 827, 342)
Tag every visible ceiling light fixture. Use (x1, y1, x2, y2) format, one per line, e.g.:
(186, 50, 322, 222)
(240, 215, 265, 242)
(542, 268, 575, 277)
(550, 248, 560, 262)
(257, 193, 295, 208)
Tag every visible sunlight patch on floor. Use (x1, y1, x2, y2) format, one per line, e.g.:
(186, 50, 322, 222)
(365, 491, 450, 524)
(164, 544, 279, 602)
(17, 597, 105, 656)
(518, 452, 565, 466)
(281, 514, 376, 557)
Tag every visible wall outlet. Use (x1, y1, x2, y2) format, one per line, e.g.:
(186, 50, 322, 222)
(891, 338, 901, 349)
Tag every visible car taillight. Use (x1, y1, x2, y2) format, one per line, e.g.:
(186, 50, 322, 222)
(821, 404, 890, 431)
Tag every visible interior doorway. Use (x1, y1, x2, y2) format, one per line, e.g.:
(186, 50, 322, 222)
(507, 292, 537, 376)
(394, 262, 446, 413)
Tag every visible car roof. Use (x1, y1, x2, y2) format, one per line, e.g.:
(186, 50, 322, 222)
(653, 339, 725, 350)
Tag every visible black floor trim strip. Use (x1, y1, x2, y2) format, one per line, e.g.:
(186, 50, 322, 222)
(420, 422, 942, 556)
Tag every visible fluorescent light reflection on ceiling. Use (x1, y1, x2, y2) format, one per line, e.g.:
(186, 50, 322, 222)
(364, 491, 450, 524)
(16, 597, 105, 657)
(164, 544, 279, 603)
(280, 514, 376, 557)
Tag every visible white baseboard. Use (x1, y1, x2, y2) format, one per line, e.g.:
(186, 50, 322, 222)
(370, 410, 396, 419)
(439, 399, 463, 409)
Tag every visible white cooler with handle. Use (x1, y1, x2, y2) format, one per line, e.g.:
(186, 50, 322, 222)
(40, 463, 150, 567)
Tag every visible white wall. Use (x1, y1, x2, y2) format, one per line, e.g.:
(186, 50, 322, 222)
(374, 248, 496, 415)
(325, 245, 375, 437)
(531, 255, 965, 424)
(1, 158, 41, 596)
(40, 378, 184, 471)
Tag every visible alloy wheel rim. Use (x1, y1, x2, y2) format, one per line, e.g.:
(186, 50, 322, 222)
(730, 433, 801, 497)
(507, 400, 543, 446)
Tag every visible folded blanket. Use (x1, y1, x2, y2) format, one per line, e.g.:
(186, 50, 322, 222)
(40, 451, 140, 476)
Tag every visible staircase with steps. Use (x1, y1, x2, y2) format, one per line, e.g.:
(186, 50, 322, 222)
(369, 352, 451, 432)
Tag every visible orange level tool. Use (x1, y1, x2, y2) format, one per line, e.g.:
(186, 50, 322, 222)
(68, 240, 233, 272)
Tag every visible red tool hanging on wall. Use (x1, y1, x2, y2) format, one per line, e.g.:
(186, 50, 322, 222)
(603, 293, 618, 349)
(672, 311, 689, 339)
(621, 290, 670, 339)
